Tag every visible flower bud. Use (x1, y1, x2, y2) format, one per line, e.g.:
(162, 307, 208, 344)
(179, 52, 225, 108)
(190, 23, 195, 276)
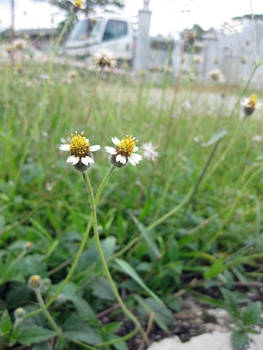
(25, 241, 32, 250)
(56, 294, 66, 304)
(14, 307, 26, 320)
(28, 275, 41, 290)
(42, 278, 52, 292)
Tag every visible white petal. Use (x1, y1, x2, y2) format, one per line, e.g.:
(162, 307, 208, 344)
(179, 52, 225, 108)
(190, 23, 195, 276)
(67, 155, 79, 164)
(112, 137, 120, 146)
(81, 156, 94, 165)
(105, 146, 117, 155)
(59, 144, 70, 151)
(90, 145, 101, 152)
(134, 146, 139, 152)
(116, 154, 127, 164)
(129, 153, 142, 166)
(241, 99, 249, 106)
(85, 138, 89, 143)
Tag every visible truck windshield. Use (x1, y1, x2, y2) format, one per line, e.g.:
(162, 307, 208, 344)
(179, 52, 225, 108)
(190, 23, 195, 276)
(68, 19, 102, 41)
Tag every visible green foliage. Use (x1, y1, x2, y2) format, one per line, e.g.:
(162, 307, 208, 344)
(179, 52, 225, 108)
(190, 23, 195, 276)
(0, 33, 263, 348)
(220, 289, 262, 350)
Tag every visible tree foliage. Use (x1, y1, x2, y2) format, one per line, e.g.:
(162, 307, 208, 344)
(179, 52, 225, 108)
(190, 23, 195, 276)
(50, 0, 124, 14)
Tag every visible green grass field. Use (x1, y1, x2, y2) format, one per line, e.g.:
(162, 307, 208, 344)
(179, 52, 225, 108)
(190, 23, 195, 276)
(1, 56, 263, 349)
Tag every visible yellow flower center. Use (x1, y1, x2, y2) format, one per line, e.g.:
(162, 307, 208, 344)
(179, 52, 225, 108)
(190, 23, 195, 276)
(116, 136, 136, 157)
(70, 131, 90, 157)
(249, 95, 257, 107)
(74, 0, 82, 8)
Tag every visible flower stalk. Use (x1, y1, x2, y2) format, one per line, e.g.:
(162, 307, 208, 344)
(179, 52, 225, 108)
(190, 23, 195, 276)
(82, 172, 148, 345)
(35, 288, 65, 345)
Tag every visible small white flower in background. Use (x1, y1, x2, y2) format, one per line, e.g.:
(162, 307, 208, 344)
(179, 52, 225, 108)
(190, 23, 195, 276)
(105, 136, 142, 167)
(59, 131, 100, 172)
(94, 50, 116, 69)
(194, 136, 201, 143)
(252, 135, 263, 142)
(141, 142, 159, 162)
(193, 55, 203, 64)
(182, 100, 192, 111)
(209, 68, 225, 83)
(13, 39, 27, 51)
(39, 74, 49, 81)
(241, 95, 261, 117)
(67, 70, 78, 80)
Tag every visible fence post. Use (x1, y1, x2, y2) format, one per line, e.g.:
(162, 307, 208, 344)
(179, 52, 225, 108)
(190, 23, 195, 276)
(134, 0, 152, 72)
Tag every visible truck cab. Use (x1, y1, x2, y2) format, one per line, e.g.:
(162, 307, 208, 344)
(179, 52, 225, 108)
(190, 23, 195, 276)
(62, 16, 135, 63)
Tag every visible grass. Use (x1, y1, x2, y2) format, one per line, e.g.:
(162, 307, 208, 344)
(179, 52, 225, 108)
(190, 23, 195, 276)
(0, 53, 263, 349)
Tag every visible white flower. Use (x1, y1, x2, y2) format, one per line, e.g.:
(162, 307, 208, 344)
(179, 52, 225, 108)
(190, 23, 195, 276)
(209, 68, 225, 83)
(241, 95, 261, 116)
(141, 142, 159, 162)
(252, 135, 263, 142)
(105, 136, 142, 167)
(94, 49, 116, 69)
(193, 55, 203, 64)
(59, 131, 100, 171)
(182, 100, 192, 111)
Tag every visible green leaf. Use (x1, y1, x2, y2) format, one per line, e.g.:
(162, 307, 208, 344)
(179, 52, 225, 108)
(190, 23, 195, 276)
(57, 283, 99, 326)
(241, 302, 262, 326)
(63, 316, 102, 344)
(101, 237, 116, 262)
(204, 258, 225, 279)
(0, 216, 5, 235)
(17, 326, 56, 346)
(129, 212, 161, 259)
(221, 289, 239, 319)
(203, 129, 228, 147)
(113, 339, 129, 350)
(135, 295, 172, 333)
(32, 342, 52, 350)
(91, 277, 115, 300)
(231, 330, 248, 350)
(0, 310, 12, 337)
(115, 259, 164, 306)
(102, 322, 122, 334)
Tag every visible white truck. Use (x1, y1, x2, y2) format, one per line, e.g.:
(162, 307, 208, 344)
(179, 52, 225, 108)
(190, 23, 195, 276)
(61, 15, 173, 68)
(61, 16, 135, 64)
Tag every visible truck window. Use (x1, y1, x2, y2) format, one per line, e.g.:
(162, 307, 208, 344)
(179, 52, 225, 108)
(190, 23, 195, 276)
(103, 20, 128, 41)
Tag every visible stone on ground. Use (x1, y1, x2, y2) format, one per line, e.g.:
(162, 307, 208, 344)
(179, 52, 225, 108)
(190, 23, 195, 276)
(147, 331, 263, 350)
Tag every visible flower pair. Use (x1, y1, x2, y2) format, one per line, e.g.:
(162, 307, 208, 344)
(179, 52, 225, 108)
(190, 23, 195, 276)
(59, 132, 142, 171)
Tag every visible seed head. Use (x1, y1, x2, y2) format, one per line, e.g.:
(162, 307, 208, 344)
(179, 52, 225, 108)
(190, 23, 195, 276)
(94, 51, 116, 69)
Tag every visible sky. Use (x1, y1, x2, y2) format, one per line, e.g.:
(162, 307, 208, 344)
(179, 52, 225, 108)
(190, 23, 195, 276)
(0, 0, 263, 36)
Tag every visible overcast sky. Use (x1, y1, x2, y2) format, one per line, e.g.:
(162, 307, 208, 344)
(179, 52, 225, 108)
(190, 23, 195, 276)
(0, 0, 263, 36)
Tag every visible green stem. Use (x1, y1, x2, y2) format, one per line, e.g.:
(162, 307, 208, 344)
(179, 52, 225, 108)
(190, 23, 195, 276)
(147, 190, 192, 231)
(35, 289, 65, 345)
(95, 165, 115, 204)
(47, 218, 92, 308)
(184, 138, 221, 213)
(85, 69, 103, 125)
(82, 173, 148, 345)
